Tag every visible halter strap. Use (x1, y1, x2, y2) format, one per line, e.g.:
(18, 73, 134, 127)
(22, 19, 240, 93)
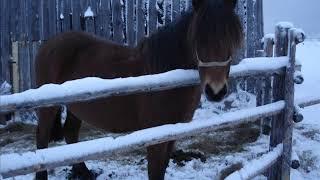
(196, 49, 232, 67)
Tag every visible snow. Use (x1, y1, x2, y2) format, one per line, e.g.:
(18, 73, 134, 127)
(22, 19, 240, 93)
(226, 144, 283, 180)
(59, 13, 64, 20)
(0, 101, 285, 177)
(292, 28, 306, 42)
(231, 57, 288, 76)
(276, 22, 294, 29)
(0, 81, 11, 95)
(0, 70, 199, 113)
(264, 33, 275, 40)
(84, 6, 94, 17)
(0, 58, 289, 113)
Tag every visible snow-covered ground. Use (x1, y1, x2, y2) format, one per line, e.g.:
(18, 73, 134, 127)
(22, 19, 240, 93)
(1, 40, 320, 180)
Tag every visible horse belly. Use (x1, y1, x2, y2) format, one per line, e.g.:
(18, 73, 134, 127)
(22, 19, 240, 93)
(137, 86, 201, 128)
(68, 96, 139, 133)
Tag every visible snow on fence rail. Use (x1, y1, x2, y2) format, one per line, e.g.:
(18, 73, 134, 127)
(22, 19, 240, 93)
(0, 24, 314, 180)
(0, 57, 288, 113)
(0, 101, 285, 178)
(225, 144, 283, 180)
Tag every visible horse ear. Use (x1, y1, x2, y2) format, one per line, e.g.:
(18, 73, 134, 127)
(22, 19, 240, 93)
(192, 0, 205, 11)
(225, 0, 237, 9)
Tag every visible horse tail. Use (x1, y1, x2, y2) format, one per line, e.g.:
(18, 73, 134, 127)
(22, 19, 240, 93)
(49, 106, 65, 142)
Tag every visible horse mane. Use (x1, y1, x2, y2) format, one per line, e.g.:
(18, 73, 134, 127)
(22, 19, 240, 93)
(138, 11, 197, 74)
(138, 0, 243, 74)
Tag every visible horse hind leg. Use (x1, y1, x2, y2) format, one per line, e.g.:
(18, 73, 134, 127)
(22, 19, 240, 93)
(147, 141, 175, 180)
(36, 107, 62, 180)
(63, 110, 96, 180)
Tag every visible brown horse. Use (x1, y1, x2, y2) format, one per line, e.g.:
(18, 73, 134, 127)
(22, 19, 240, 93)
(35, 0, 243, 179)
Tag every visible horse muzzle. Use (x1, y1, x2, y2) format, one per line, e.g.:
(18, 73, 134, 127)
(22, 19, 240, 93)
(204, 84, 228, 102)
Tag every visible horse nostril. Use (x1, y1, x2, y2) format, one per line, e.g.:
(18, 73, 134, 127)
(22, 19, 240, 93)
(205, 84, 228, 102)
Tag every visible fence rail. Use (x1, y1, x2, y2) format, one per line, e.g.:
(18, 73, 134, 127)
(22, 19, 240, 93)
(0, 57, 288, 113)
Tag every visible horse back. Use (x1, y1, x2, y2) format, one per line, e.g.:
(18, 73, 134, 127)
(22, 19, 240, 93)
(35, 31, 141, 86)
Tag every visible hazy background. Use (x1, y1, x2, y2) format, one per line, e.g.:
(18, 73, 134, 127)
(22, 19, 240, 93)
(264, 0, 320, 38)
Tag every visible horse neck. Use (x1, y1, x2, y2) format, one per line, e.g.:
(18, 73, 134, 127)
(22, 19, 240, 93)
(139, 13, 196, 74)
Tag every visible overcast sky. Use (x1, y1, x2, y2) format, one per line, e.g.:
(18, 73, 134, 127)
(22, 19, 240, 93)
(264, 0, 320, 38)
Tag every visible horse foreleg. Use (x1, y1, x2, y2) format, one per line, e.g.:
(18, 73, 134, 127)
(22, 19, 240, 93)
(36, 107, 60, 180)
(147, 141, 175, 180)
(64, 110, 95, 180)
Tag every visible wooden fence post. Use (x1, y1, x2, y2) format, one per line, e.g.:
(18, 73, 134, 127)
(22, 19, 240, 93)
(260, 35, 274, 135)
(268, 23, 291, 180)
(11, 42, 19, 94)
(268, 26, 303, 180)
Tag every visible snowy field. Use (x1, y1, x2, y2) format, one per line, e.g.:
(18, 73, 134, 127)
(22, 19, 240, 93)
(1, 40, 320, 180)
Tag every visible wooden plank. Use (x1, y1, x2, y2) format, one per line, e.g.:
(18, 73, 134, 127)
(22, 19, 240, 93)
(19, 0, 27, 41)
(164, 0, 172, 25)
(126, 0, 135, 46)
(83, 0, 96, 34)
(233, 0, 247, 64)
(39, 0, 52, 40)
(136, 0, 145, 44)
(28, 0, 41, 40)
(18, 42, 31, 91)
(9, 0, 18, 42)
(274, 23, 293, 57)
(11, 42, 19, 93)
(1, 0, 11, 83)
(261, 35, 274, 135)
(185, 0, 192, 10)
(246, 0, 256, 58)
(1, 101, 285, 178)
(268, 24, 292, 180)
(96, 0, 111, 39)
(279, 28, 305, 180)
(172, 0, 180, 21)
(0, 0, 4, 83)
(255, 0, 264, 50)
(57, 0, 65, 32)
(61, 0, 73, 32)
(112, 0, 123, 43)
(48, 0, 57, 36)
(148, 0, 157, 36)
(30, 41, 41, 89)
(71, 0, 82, 31)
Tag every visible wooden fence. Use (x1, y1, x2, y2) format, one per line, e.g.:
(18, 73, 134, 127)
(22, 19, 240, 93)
(1, 24, 319, 180)
(0, 0, 264, 90)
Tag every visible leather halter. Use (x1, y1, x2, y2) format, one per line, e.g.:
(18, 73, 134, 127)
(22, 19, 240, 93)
(195, 49, 232, 67)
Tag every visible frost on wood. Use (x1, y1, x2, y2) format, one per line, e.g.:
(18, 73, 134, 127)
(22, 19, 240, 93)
(0, 70, 199, 113)
(276, 22, 294, 29)
(84, 6, 94, 17)
(231, 57, 288, 77)
(0, 81, 11, 95)
(296, 94, 320, 108)
(0, 58, 290, 113)
(0, 101, 285, 178)
(292, 28, 306, 43)
(59, 13, 64, 20)
(225, 144, 283, 180)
